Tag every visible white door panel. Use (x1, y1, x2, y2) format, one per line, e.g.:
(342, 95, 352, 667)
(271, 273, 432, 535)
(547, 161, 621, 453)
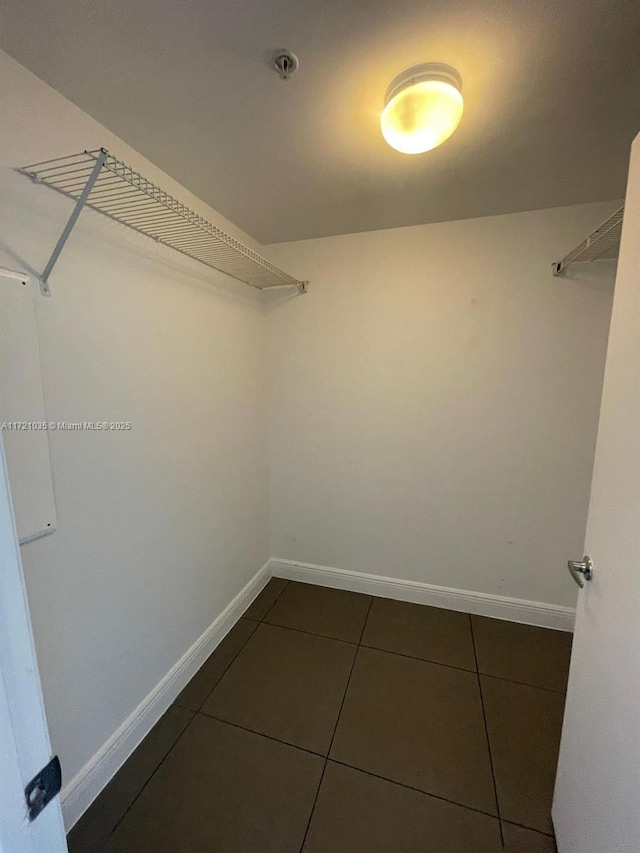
(0, 434, 67, 852)
(552, 134, 640, 852)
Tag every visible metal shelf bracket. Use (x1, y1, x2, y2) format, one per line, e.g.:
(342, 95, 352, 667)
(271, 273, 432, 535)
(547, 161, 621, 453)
(30, 149, 107, 296)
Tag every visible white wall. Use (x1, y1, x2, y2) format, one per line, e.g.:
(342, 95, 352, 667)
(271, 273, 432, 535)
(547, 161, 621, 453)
(0, 52, 270, 793)
(266, 204, 617, 608)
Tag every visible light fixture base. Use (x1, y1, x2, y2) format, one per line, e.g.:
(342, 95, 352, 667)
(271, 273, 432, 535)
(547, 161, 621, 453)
(384, 63, 462, 106)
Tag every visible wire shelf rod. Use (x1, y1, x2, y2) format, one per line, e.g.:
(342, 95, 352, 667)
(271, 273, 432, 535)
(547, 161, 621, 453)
(31, 164, 99, 182)
(96, 197, 166, 213)
(46, 172, 122, 190)
(83, 184, 141, 199)
(104, 207, 184, 223)
(24, 153, 93, 172)
(117, 211, 186, 227)
(145, 226, 215, 239)
(148, 227, 229, 241)
(25, 160, 85, 177)
(99, 205, 188, 226)
(87, 188, 148, 204)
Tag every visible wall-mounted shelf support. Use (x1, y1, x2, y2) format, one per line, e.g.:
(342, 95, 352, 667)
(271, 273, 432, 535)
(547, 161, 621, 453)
(0, 267, 29, 285)
(552, 205, 624, 276)
(33, 149, 106, 296)
(18, 148, 308, 296)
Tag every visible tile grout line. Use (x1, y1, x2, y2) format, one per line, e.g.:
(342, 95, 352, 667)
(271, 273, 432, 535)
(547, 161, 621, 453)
(357, 596, 375, 646)
(174, 574, 291, 718)
(256, 607, 568, 694)
(328, 757, 503, 822)
(469, 613, 505, 850)
(359, 641, 478, 675)
(296, 755, 328, 852)
(474, 670, 568, 696)
(259, 578, 290, 622)
(101, 599, 273, 849)
(338, 602, 507, 826)
(253, 621, 566, 695)
(186, 575, 293, 714)
(297, 595, 374, 853)
(98, 710, 195, 851)
(196, 710, 326, 758)
(501, 818, 558, 840)
(259, 620, 359, 648)
(187, 617, 262, 713)
(194, 707, 509, 826)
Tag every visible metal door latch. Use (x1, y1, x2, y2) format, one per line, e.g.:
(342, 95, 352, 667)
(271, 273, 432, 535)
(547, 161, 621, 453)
(567, 555, 594, 589)
(24, 755, 62, 821)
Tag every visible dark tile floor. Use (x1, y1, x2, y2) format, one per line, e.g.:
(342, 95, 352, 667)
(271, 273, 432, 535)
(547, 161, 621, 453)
(68, 579, 571, 853)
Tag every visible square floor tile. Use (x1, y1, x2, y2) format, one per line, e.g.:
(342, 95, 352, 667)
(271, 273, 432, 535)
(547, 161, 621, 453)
(471, 616, 572, 692)
(330, 647, 497, 814)
(67, 705, 193, 853)
(361, 598, 476, 670)
(202, 623, 356, 753)
(265, 581, 371, 642)
(105, 715, 324, 853)
(243, 577, 288, 621)
(174, 618, 257, 712)
(304, 762, 503, 853)
(481, 676, 565, 834)
(502, 822, 557, 852)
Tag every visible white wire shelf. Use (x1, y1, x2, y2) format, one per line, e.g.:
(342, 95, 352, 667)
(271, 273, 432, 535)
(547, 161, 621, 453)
(18, 148, 307, 295)
(553, 205, 624, 276)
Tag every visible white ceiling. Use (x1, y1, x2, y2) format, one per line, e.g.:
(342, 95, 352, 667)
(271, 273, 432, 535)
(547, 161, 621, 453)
(1, 0, 639, 243)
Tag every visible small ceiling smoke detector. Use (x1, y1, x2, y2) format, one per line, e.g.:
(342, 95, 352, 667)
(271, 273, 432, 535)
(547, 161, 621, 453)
(381, 63, 464, 154)
(274, 51, 299, 80)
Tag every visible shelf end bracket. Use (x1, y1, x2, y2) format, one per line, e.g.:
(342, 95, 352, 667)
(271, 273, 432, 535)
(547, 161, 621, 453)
(37, 148, 107, 296)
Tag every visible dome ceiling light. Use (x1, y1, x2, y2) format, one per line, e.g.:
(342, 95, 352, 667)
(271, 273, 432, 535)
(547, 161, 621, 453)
(381, 63, 464, 154)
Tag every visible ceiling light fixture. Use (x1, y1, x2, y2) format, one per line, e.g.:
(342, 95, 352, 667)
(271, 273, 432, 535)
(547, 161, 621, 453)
(381, 63, 463, 154)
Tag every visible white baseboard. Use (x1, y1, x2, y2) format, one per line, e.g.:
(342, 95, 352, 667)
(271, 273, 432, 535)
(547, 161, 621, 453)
(269, 558, 575, 632)
(61, 560, 271, 831)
